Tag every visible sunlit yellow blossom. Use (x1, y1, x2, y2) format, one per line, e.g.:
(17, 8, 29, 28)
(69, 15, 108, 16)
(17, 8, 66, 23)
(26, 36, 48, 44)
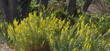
(84, 43, 91, 49)
(0, 23, 2, 28)
(72, 48, 77, 51)
(13, 19, 18, 27)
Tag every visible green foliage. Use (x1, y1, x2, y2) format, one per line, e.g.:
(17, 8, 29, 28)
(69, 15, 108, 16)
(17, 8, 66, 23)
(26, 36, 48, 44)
(104, 0, 110, 5)
(7, 12, 70, 51)
(29, 0, 38, 11)
(0, 0, 109, 51)
(7, 11, 110, 51)
(0, 20, 8, 43)
(0, 22, 3, 39)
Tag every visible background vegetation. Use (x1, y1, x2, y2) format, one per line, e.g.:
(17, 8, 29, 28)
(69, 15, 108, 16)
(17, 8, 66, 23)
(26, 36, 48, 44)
(0, 0, 110, 51)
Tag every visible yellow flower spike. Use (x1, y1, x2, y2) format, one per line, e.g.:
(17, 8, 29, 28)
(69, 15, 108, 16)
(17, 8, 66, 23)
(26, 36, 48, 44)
(0, 23, 2, 28)
(63, 24, 69, 31)
(29, 22, 35, 31)
(40, 18, 46, 29)
(33, 11, 37, 17)
(28, 13, 33, 21)
(85, 24, 89, 29)
(39, 12, 43, 17)
(7, 25, 16, 41)
(13, 19, 18, 27)
(72, 48, 77, 51)
(84, 43, 91, 49)
(16, 21, 26, 33)
(79, 15, 84, 20)
(25, 17, 29, 22)
(108, 29, 110, 32)
(15, 25, 23, 33)
(49, 34, 54, 45)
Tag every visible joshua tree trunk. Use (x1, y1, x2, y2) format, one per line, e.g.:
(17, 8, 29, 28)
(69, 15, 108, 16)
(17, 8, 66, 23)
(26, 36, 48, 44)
(0, 0, 13, 23)
(83, 0, 93, 12)
(0, 0, 18, 23)
(94, 0, 106, 14)
(9, 0, 17, 20)
(67, 0, 77, 16)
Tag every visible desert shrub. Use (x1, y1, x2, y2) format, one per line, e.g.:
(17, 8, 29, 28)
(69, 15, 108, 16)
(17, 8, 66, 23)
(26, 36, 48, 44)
(0, 22, 3, 40)
(0, 20, 8, 43)
(49, 15, 110, 51)
(7, 11, 110, 51)
(7, 12, 70, 51)
(97, 16, 110, 34)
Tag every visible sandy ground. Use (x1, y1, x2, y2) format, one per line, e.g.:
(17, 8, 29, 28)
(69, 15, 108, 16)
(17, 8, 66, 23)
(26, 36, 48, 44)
(0, 43, 15, 51)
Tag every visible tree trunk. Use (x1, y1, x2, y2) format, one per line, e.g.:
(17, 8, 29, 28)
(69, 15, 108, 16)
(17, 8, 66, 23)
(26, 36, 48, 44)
(83, 0, 93, 12)
(67, 0, 77, 16)
(94, 0, 106, 14)
(0, 0, 13, 23)
(9, 0, 17, 20)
